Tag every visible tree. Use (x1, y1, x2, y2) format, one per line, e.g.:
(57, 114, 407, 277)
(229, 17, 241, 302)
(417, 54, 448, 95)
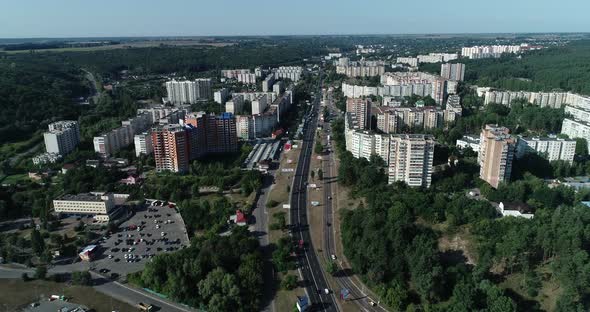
(21, 272, 29, 282)
(72, 271, 92, 285)
(30, 229, 45, 256)
(318, 169, 323, 180)
(281, 274, 298, 290)
(310, 170, 315, 180)
(575, 138, 588, 157)
(34, 265, 47, 280)
(326, 261, 337, 275)
(314, 141, 324, 154)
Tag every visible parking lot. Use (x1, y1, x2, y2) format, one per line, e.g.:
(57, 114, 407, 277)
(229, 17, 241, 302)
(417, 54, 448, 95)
(89, 200, 190, 278)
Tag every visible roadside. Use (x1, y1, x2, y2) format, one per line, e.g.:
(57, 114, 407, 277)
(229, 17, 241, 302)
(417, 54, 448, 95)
(0, 278, 136, 312)
(266, 142, 306, 312)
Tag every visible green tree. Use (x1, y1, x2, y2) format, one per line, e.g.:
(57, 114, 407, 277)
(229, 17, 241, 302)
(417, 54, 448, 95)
(30, 228, 45, 256)
(326, 261, 337, 275)
(34, 265, 47, 280)
(281, 274, 298, 290)
(318, 169, 323, 180)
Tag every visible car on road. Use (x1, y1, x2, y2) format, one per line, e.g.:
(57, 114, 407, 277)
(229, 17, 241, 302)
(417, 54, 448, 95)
(328, 196, 332, 200)
(324, 288, 330, 294)
(368, 300, 377, 306)
(331, 254, 337, 260)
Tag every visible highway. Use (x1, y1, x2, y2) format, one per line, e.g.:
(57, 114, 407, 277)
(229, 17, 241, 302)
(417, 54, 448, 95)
(290, 70, 340, 312)
(321, 90, 389, 312)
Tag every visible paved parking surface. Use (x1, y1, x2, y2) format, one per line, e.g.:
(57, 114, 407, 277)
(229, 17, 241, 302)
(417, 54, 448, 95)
(89, 201, 190, 277)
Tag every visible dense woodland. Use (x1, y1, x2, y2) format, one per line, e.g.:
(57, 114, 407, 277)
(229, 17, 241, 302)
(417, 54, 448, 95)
(333, 108, 590, 310)
(129, 227, 264, 312)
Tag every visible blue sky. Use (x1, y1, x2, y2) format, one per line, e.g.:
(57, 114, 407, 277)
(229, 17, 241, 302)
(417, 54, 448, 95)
(1, 0, 589, 38)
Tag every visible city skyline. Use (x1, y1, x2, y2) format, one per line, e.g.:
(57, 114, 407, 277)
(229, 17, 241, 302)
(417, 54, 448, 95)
(2, 0, 590, 38)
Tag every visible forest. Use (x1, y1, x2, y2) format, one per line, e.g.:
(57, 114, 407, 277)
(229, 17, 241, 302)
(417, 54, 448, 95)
(332, 109, 590, 310)
(129, 227, 264, 312)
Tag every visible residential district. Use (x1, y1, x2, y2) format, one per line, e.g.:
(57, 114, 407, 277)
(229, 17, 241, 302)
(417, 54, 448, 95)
(2, 35, 590, 312)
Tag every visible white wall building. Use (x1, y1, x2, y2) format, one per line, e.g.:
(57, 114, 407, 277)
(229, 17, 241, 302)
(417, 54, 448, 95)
(53, 192, 115, 215)
(516, 136, 576, 163)
(165, 79, 212, 105)
(134, 132, 153, 157)
(43, 121, 80, 156)
(214, 88, 230, 104)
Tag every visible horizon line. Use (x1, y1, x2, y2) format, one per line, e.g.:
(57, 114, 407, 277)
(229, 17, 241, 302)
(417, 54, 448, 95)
(1, 31, 589, 41)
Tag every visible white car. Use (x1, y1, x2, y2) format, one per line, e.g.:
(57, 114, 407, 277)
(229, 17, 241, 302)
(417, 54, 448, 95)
(331, 254, 336, 260)
(324, 288, 330, 294)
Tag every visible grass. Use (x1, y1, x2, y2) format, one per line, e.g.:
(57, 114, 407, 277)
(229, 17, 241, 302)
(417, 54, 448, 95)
(0, 174, 30, 185)
(499, 265, 561, 312)
(0, 133, 43, 163)
(0, 279, 136, 312)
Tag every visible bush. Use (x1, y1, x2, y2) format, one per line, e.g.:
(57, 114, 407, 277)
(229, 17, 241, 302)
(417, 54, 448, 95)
(281, 274, 298, 290)
(266, 200, 279, 208)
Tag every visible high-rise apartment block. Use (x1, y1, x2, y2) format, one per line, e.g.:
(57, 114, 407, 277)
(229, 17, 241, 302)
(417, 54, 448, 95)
(478, 125, 516, 188)
(346, 98, 372, 130)
(336, 58, 386, 77)
(388, 134, 435, 187)
(274, 66, 303, 82)
(165, 79, 212, 105)
(214, 88, 230, 104)
(375, 106, 444, 134)
(396, 57, 419, 67)
(221, 69, 256, 84)
(444, 95, 462, 123)
(344, 112, 435, 188)
(262, 74, 275, 92)
(43, 120, 80, 155)
(440, 63, 465, 81)
(134, 132, 153, 157)
(225, 94, 245, 114)
(152, 124, 190, 173)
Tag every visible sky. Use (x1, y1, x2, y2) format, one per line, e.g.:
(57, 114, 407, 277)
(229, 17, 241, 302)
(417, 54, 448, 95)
(1, 0, 589, 38)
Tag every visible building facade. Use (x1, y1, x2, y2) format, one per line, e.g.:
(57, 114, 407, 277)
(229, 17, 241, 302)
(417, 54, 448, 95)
(440, 63, 465, 81)
(478, 125, 516, 188)
(516, 136, 576, 163)
(44, 121, 80, 156)
(53, 192, 115, 215)
(388, 134, 435, 188)
(165, 79, 212, 105)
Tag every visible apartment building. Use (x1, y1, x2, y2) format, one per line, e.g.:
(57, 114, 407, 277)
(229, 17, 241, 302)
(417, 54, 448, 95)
(440, 63, 465, 81)
(444, 95, 462, 123)
(396, 57, 418, 67)
(251, 93, 269, 115)
(561, 118, 590, 143)
(336, 58, 386, 77)
(478, 125, 516, 188)
(94, 113, 153, 156)
(516, 136, 576, 163)
(274, 66, 303, 82)
(262, 74, 275, 92)
(461, 45, 524, 59)
(344, 112, 435, 188)
(151, 124, 190, 173)
(346, 98, 372, 130)
(225, 94, 245, 114)
(165, 79, 212, 104)
(43, 120, 80, 156)
(134, 132, 153, 157)
(214, 88, 230, 104)
(375, 106, 444, 133)
(388, 134, 435, 188)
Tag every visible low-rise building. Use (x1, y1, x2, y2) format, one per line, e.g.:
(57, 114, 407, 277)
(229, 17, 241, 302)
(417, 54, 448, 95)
(456, 135, 480, 151)
(53, 192, 116, 216)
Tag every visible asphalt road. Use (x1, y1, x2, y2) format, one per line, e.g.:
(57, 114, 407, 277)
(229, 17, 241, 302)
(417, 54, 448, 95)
(0, 265, 196, 312)
(251, 166, 279, 312)
(290, 71, 340, 312)
(321, 91, 389, 312)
